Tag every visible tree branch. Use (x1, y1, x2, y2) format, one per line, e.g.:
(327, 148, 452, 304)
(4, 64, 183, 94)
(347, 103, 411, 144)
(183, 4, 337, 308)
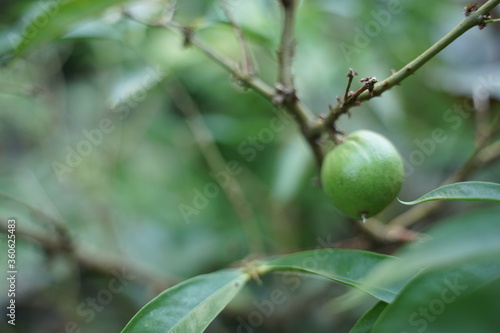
(274, 0, 324, 167)
(276, 0, 297, 92)
(362, 0, 498, 99)
(159, 20, 275, 100)
(219, 0, 254, 76)
(150, 10, 325, 168)
(310, 0, 500, 136)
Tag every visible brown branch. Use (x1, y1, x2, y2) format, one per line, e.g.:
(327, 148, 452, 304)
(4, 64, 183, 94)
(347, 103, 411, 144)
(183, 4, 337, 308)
(276, 0, 297, 92)
(219, 0, 254, 76)
(343, 69, 358, 101)
(274, 0, 324, 167)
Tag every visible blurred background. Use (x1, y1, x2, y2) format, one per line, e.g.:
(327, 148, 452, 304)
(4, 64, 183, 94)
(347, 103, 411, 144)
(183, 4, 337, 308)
(0, 0, 499, 332)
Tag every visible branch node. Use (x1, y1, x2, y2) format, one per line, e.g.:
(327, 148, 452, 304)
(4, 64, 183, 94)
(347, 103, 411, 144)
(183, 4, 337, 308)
(220, 0, 255, 76)
(347, 68, 358, 78)
(464, 3, 479, 16)
(272, 83, 297, 107)
(360, 77, 378, 96)
(479, 12, 492, 29)
(181, 26, 194, 47)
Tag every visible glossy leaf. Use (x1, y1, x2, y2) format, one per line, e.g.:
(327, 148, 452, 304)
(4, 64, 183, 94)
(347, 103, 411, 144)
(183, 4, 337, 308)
(372, 258, 500, 333)
(348, 302, 387, 333)
(121, 269, 248, 333)
(260, 249, 402, 303)
(399, 181, 500, 205)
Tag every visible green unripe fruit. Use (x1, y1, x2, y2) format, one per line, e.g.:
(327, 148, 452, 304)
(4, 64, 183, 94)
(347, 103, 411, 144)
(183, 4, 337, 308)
(321, 130, 404, 220)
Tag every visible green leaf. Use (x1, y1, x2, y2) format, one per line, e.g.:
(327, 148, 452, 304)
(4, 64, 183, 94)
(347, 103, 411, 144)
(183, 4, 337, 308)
(348, 302, 387, 333)
(259, 249, 402, 303)
(372, 258, 500, 333)
(7, 0, 129, 57)
(121, 269, 249, 333)
(398, 181, 500, 205)
(359, 206, 500, 302)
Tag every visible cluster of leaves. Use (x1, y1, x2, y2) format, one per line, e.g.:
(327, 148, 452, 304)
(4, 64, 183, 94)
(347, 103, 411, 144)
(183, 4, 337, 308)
(123, 200, 500, 332)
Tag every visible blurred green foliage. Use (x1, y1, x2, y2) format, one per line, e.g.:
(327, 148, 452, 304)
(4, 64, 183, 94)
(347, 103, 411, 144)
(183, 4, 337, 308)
(0, 0, 499, 332)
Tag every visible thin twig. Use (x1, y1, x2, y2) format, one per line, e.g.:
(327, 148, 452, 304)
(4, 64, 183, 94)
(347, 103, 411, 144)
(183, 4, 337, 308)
(343, 69, 358, 101)
(274, 0, 325, 168)
(323, 77, 378, 130)
(277, 0, 297, 93)
(163, 20, 275, 100)
(219, 0, 254, 76)
(358, 0, 499, 100)
(166, 79, 265, 254)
